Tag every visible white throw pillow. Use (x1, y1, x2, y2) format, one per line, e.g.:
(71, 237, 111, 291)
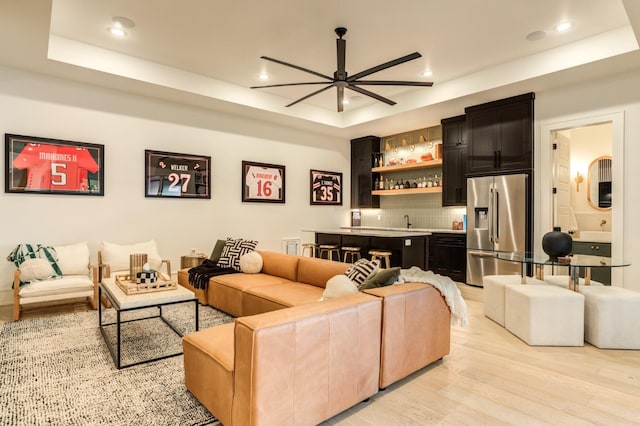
(320, 275, 358, 301)
(240, 251, 263, 274)
(19, 258, 57, 283)
(54, 241, 90, 276)
(101, 240, 162, 272)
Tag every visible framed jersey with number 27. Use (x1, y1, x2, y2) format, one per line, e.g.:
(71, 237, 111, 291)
(310, 169, 342, 205)
(5, 134, 104, 196)
(242, 160, 285, 203)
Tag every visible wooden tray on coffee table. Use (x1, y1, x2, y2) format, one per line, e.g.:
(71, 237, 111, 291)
(114, 273, 177, 295)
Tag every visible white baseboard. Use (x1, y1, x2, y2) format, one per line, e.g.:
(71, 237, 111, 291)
(0, 289, 12, 306)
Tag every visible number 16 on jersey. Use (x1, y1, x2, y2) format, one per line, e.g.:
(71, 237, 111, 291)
(242, 161, 286, 203)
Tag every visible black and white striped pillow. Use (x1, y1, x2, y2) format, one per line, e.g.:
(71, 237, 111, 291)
(217, 238, 258, 271)
(345, 258, 380, 286)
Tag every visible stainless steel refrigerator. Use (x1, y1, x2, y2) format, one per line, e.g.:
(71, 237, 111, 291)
(466, 173, 531, 286)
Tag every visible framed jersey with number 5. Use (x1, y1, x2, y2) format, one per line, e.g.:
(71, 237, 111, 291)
(310, 169, 342, 205)
(242, 161, 285, 203)
(5, 134, 104, 196)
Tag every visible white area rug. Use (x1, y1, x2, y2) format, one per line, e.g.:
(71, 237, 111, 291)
(0, 305, 233, 425)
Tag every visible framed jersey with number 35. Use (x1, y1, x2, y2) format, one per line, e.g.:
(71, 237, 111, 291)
(310, 169, 342, 205)
(5, 133, 104, 196)
(242, 160, 285, 203)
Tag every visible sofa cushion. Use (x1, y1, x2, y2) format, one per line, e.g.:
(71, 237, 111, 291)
(244, 282, 325, 310)
(320, 275, 358, 301)
(54, 241, 90, 276)
(345, 259, 379, 286)
(217, 238, 258, 271)
(240, 251, 263, 274)
(101, 240, 162, 272)
(296, 256, 350, 288)
(257, 250, 299, 281)
(19, 275, 94, 298)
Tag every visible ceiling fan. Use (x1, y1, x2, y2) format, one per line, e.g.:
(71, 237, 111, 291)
(250, 27, 433, 112)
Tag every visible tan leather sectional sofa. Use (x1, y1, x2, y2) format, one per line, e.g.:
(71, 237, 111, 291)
(179, 250, 451, 425)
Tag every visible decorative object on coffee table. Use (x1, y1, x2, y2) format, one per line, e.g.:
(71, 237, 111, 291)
(542, 226, 573, 261)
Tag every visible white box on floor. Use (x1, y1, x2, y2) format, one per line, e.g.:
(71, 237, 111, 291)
(579, 286, 640, 349)
(505, 284, 584, 346)
(483, 275, 546, 327)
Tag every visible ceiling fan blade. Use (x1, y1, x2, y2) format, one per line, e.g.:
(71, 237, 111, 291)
(350, 80, 433, 87)
(285, 84, 334, 107)
(337, 85, 344, 112)
(347, 84, 396, 106)
(347, 52, 422, 82)
(260, 56, 333, 81)
(250, 82, 330, 89)
(336, 38, 346, 79)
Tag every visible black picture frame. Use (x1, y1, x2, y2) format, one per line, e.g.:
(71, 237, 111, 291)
(145, 149, 211, 199)
(5, 133, 104, 196)
(242, 160, 285, 203)
(310, 169, 343, 205)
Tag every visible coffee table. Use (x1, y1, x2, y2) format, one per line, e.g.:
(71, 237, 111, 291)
(99, 277, 198, 369)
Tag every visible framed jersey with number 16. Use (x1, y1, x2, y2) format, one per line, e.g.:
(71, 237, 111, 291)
(310, 169, 342, 205)
(5, 134, 104, 196)
(242, 161, 285, 203)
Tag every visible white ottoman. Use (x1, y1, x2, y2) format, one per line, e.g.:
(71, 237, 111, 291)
(579, 286, 640, 349)
(505, 285, 585, 346)
(483, 275, 546, 326)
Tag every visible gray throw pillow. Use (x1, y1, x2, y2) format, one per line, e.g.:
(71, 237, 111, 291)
(209, 239, 227, 262)
(359, 267, 401, 290)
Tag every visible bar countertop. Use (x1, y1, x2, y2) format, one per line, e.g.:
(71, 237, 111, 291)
(307, 227, 466, 238)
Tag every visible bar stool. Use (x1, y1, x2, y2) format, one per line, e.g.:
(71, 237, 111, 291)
(341, 246, 361, 263)
(369, 250, 392, 269)
(301, 243, 317, 258)
(318, 244, 340, 261)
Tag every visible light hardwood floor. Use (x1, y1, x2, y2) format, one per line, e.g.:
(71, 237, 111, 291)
(2, 285, 639, 425)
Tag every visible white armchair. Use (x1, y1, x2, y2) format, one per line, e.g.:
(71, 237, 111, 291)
(12, 242, 98, 321)
(98, 239, 171, 283)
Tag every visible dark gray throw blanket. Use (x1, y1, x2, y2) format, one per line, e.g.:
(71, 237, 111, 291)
(188, 259, 237, 290)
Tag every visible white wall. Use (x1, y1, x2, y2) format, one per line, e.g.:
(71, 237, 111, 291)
(535, 69, 640, 291)
(0, 67, 350, 304)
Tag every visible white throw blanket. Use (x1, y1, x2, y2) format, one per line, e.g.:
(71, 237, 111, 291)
(397, 267, 468, 327)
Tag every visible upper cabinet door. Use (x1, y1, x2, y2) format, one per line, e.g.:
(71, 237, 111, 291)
(465, 92, 534, 176)
(350, 136, 380, 208)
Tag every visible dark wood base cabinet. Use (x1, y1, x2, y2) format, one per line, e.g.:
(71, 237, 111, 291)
(428, 233, 467, 283)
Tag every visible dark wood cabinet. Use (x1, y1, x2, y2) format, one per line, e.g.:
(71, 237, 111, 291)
(465, 92, 534, 176)
(441, 115, 467, 206)
(350, 136, 380, 208)
(428, 233, 466, 282)
(572, 241, 611, 285)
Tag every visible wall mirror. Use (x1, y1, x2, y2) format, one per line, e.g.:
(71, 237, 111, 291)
(587, 155, 612, 210)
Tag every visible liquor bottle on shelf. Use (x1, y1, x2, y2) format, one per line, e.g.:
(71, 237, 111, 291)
(374, 177, 379, 190)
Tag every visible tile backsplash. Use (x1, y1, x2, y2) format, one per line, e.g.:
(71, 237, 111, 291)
(359, 194, 466, 230)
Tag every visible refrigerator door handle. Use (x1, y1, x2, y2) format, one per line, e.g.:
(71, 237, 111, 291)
(488, 185, 494, 243)
(494, 189, 500, 244)
(468, 250, 496, 258)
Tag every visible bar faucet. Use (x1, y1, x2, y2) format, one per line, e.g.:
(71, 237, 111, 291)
(404, 214, 412, 229)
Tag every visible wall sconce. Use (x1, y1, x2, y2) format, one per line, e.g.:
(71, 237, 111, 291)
(419, 134, 434, 149)
(575, 171, 584, 192)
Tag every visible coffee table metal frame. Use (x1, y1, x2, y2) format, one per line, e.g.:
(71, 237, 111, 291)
(99, 279, 198, 369)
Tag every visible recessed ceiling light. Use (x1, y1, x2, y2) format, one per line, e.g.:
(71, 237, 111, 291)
(108, 16, 135, 38)
(554, 21, 572, 32)
(258, 72, 269, 81)
(342, 98, 350, 105)
(526, 30, 547, 41)
(421, 70, 433, 78)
